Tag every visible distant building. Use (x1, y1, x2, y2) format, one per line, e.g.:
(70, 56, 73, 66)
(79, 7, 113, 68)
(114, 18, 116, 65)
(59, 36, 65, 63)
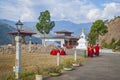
(8, 30, 36, 45)
(42, 30, 79, 48)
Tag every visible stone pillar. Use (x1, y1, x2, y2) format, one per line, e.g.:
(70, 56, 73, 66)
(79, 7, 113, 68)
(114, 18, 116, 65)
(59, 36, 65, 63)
(71, 40, 74, 46)
(11, 35, 15, 46)
(42, 38, 46, 47)
(66, 39, 69, 46)
(57, 53, 60, 66)
(15, 36, 21, 79)
(29, 36, 32, 52)
(68, 39, 69, 46)
(74, 50, 77, 61)
(21, 35, 26, 44)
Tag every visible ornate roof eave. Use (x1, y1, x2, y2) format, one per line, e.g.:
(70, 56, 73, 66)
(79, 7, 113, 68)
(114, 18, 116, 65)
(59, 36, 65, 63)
(8, 30, 36, 35)
(40, 35, 79, 39)
(55, 30, 73, 34)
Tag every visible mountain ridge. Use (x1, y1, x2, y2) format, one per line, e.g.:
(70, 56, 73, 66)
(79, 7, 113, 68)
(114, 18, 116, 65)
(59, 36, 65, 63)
(0, 19, 92, 45)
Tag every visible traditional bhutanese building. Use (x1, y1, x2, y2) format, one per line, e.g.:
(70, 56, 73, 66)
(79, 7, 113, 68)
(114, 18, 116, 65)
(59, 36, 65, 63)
(8, 30, 36, 45)
(42, 30, 79, 48)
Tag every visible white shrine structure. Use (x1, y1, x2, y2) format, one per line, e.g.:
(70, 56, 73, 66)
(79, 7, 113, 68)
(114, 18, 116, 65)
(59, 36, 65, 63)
(76, 27, 87, 50)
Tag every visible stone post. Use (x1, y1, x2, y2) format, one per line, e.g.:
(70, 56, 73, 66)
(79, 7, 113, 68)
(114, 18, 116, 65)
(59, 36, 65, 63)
(57, 52, 60, 66)
(74, 50, 77, 61)
(11, 35, 15, 46)
(29, 36, 32, 52)
(15, 36, 21, 79)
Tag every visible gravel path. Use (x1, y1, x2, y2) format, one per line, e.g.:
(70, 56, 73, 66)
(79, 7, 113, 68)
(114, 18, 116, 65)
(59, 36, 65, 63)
(44, 53, 120, 80)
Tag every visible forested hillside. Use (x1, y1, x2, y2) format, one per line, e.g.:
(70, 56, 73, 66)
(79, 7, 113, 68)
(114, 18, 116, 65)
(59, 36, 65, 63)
(0, 22, 15, 45)
(99, 17, 120, 50)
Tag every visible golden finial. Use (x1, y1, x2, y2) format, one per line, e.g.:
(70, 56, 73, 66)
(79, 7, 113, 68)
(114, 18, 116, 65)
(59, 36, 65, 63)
(82, 27, 84, 33)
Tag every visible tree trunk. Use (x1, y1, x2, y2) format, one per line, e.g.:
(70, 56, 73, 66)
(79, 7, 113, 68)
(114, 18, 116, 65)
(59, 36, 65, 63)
(96, 35, 99, 44)
(43, 31, 46, 47)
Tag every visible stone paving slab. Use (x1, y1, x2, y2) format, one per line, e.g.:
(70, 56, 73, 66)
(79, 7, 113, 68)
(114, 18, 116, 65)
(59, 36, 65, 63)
(44, 53, 120, 80)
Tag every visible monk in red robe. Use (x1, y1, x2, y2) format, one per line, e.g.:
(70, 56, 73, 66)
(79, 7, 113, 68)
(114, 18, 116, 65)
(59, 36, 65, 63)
(91, 44, 94, 57)
(50, 49, 56, 55)
(60, 49, 66, 55)
(50, 48, 60, 55)
(94, 44, 100, 56)
(88, 44, 94, 57)
(87, 44, 94, 57)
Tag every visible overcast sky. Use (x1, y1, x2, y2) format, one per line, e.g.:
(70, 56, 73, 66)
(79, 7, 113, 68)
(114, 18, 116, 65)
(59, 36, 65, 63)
(0, 0, 120, 23)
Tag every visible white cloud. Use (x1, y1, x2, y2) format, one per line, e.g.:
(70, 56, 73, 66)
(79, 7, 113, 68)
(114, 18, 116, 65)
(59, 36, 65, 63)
(0, 0, 120, 23)
(87, 9, 101, 20)
(87, 2, 120, 22)
(50, 0, 95, 23)
(103, 3, 120, 19)
(16, 0, 35, 22)
(0, 0, 35, 22)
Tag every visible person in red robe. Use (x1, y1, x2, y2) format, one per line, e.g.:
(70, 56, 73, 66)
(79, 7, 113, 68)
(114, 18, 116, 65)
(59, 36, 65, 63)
(60, 48, 66, 55)
(91, 44, 94, 57)
(94, 44, 100, 56)
(50, 49, 56, 55)
(87, 44, 94, 57)
(50, 48, 60, 55)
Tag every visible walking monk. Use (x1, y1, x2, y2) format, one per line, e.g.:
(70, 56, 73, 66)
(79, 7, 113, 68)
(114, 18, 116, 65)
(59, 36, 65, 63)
(60, 48, 66, 55)
(94, 44, 100, 56)
(90, 44, 94, 57)
(87, 44, 93, 57)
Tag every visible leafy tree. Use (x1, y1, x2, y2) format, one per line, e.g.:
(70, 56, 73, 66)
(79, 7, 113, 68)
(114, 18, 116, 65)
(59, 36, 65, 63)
(36, 10, 55, 46)
(88, 32, 97, 45)
(88, 20, 108, 45)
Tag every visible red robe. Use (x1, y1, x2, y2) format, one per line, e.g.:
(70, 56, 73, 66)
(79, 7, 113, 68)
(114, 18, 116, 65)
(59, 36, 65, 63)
(87, 46, 90, 57)
(95, 45, 100, 56)
(91, 46, 94, 56)
(50, 49, 56, 55)
(88, 46, 94, 57)
(60, 49, 66, 55)
(50, 49, 60, 55)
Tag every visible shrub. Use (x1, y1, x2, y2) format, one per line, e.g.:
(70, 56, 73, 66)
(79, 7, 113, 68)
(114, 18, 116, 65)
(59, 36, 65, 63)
(46, 66, 61, 73)
(6, 73, 15, 80)
(63, 59, 73, 68)
(73, 59, 82, 64)
(35, 65, 48, 75)
(20, 72, 35, 80)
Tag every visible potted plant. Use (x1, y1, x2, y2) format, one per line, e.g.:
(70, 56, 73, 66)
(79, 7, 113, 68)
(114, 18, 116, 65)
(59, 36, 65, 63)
(47, 66, 61, 77)
(63, 59, 73, 71)
(72, 59, 82, 67)
(35, 65, 45, 80)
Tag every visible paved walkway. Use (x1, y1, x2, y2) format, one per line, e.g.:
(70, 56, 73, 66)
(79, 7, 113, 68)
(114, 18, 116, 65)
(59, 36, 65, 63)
(44, 53, 120, 80)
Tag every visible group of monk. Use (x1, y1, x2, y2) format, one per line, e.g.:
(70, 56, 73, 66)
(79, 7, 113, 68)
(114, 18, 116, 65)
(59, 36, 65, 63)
(87, 44, 100, 57)
(50, 48, 66, 55)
